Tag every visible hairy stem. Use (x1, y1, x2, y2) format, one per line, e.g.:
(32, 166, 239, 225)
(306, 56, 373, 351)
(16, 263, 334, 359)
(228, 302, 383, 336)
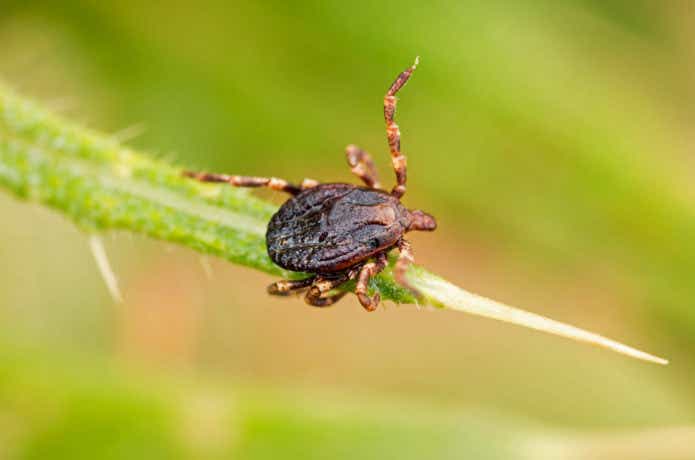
(0, 83, 667, 365)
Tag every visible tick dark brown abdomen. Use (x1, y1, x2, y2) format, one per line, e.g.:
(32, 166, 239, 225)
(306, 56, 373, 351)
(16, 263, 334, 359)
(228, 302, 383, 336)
(266, 184, 410, 273)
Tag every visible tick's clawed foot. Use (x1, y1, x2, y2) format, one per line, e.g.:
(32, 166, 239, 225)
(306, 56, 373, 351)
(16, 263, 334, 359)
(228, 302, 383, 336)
(357, 292, 381, 312)
(304, 286, 347, 307)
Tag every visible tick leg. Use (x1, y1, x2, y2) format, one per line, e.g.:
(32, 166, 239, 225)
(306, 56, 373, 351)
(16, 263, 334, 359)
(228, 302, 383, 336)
(394, 238, 421, 299)
(183, 171, 318, 196)
(384, 57, 418, 199)
(305, 288, 348, 307)
(304, 269, 358, 308)
(300, 178, 319, 190)
(267, 276, 316, 296)
(355, 252, 388, 311)
(345, 144, 381, 189)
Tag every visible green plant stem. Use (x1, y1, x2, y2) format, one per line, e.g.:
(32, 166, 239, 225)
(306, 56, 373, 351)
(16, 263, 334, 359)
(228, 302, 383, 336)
(0, 83, 667, 365)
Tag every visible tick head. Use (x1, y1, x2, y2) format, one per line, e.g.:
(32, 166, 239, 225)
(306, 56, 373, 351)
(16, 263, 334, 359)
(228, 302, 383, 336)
(407, 209, 437, 232)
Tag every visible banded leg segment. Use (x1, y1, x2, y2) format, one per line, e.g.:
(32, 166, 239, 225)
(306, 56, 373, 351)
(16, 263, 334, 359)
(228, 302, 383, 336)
(267, 276, 315, 296)
(346, 144, 381, 189)
(304, 269, 359, 307)
(394, 238, 420, 298)
(355, 252, 388, 311)
(183, 171, 317, 196)
(384, 57, 419, 198)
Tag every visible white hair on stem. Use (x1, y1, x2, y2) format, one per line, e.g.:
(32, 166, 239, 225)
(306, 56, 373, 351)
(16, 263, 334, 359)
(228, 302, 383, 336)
(110, 122, 147, 144)
(88, 235, 123, 304)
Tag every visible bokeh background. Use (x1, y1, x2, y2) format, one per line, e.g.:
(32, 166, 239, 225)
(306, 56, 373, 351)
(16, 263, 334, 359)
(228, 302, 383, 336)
(1, 1, 695, 458)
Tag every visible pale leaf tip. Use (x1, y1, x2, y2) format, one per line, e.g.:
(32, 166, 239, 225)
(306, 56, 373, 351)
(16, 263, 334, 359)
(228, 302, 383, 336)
(412, 271, 669, 365)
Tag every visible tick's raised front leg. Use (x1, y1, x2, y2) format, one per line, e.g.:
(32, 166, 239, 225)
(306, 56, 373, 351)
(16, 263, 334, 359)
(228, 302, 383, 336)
(267, 276, 316, 296)
(304, 269, 358, 307)
(394, 238, 420, 298)
(183, 171, 318, 196)
(345, 144, 381, 189)
(355, 252, 388, 311)
(384, 57, 418, 199)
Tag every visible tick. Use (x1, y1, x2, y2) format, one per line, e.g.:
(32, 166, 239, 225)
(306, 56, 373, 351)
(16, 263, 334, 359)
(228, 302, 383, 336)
(184, 58, 436, 311)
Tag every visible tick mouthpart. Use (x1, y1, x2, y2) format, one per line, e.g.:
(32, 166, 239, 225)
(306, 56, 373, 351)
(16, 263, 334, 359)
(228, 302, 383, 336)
(408, 209, 437, 232)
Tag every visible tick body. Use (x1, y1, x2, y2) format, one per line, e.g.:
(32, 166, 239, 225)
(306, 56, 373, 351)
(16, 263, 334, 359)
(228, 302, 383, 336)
(184, 58, 436, 311)
(267, 184, 410, 273)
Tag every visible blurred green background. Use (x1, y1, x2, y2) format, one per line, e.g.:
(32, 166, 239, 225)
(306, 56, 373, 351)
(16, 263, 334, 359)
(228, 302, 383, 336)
(1, 1, 695, 458)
